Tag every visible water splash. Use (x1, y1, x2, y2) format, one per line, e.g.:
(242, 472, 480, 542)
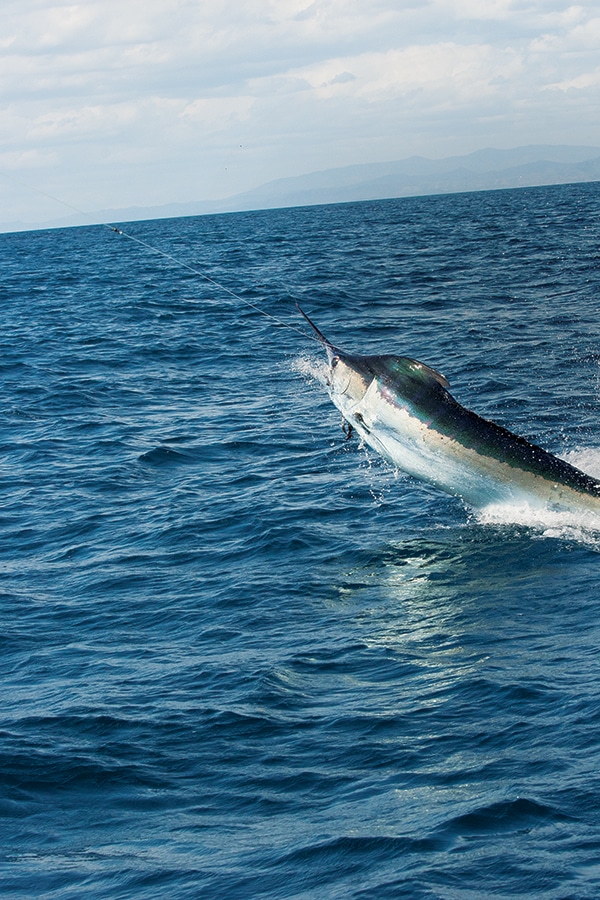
(292, 354, 328, 387)
(563, 447, 600, 480)
(474, 500, 600, 546)
(471, 446, 600, 545)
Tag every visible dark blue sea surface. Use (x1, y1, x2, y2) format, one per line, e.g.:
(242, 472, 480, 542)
(2, 182, 600, 898)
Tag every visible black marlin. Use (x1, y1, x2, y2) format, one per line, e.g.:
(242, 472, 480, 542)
(299, 307, 600, 514)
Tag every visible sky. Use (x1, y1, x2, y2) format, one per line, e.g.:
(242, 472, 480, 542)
(1, 0, 600, 228)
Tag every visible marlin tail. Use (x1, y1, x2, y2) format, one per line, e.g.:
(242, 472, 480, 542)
(300, 307, 600, 514)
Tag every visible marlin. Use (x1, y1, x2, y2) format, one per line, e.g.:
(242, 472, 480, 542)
(300, 307, 600, 514)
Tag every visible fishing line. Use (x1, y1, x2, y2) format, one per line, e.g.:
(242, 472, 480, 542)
(3, 169, 588, 338)
(107, 224, 314, 340)
(1, 170, 317, 343)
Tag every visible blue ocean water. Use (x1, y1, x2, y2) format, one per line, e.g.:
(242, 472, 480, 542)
(2, 182, 600, 899)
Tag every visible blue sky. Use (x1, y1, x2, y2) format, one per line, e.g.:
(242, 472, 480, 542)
(1, 0, 600, 228)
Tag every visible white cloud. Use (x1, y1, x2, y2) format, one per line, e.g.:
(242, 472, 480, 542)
(180, 96, 255, 133)
(29, 102, 139, 140)
(545, 66, 600, 91)
(290, 42, 523, 105)
(1, 0, 600, 226)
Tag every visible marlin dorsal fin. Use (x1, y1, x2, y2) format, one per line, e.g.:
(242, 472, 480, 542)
(375, 355, 451, 390)
(409, 359, 450, 390)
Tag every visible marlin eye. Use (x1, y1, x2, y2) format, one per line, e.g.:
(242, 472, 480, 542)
(331, 357, 339, 368)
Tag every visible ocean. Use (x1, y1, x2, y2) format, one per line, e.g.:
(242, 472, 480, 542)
(1, 181, 600, 899)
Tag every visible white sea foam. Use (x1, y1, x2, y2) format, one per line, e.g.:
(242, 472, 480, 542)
(474, 495, 600, 546)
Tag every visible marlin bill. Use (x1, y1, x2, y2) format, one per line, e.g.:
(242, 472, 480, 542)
(299, 307, 600, 515)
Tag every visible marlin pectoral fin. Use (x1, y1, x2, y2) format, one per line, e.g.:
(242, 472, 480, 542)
(353, 411, 369, 434)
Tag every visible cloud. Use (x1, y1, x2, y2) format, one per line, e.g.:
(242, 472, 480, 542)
(288, 42, 523, 105)
(327, 71, 356, 86)
(29, 102, 139, 140)
(545, 66, 600, 92)
(1, 0, 600, 226)
(180, 96, 255, 133)
(2, 1, 596, 106)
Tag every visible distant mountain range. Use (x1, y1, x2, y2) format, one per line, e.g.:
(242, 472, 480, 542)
(213, 144, 600, 213)
(12, 144, 600, 231)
